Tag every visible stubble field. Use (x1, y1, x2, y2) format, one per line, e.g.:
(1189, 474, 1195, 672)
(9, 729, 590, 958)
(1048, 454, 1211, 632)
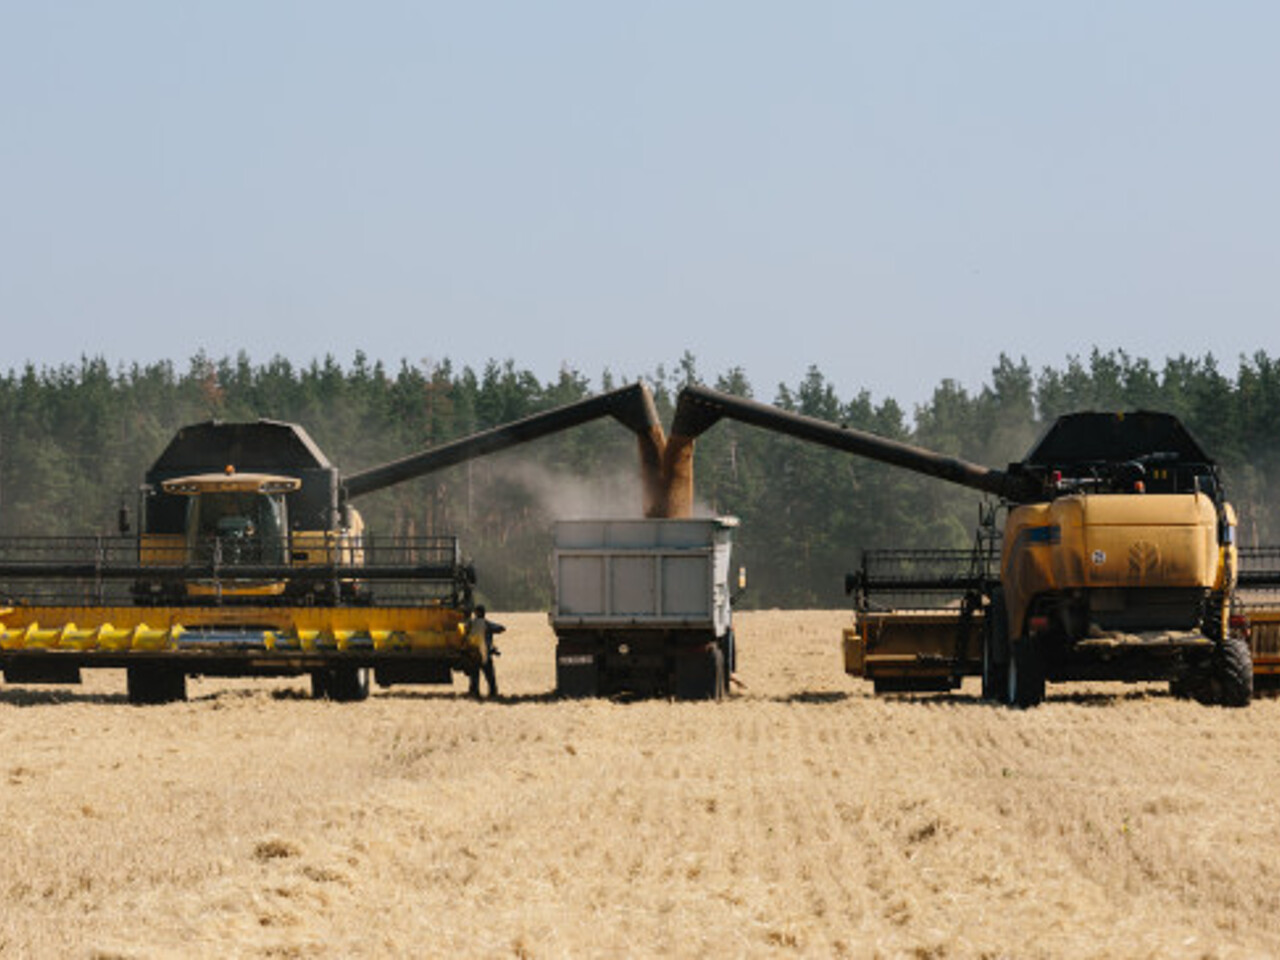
(2, 610, 1280, 958)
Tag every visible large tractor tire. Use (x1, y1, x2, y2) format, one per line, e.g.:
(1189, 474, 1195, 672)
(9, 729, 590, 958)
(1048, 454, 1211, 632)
(1006, 637, 1046, 709)
(1192, 633, 1253, 708)
(127, 665, 188, 705)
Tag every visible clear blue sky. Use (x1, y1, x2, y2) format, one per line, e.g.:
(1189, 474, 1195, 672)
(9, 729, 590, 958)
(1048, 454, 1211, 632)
(3, 3, 1277, 410)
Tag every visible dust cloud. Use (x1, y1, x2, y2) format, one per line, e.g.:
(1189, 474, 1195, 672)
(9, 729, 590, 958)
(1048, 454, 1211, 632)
(497, 457, 715, 521)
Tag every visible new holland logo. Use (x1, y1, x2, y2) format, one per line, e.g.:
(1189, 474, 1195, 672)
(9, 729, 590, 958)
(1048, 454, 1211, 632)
(1128, 541, 1161, 581)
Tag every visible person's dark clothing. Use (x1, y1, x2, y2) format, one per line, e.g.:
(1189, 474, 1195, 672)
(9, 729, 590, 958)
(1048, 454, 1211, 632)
(467, 615, 505, 698)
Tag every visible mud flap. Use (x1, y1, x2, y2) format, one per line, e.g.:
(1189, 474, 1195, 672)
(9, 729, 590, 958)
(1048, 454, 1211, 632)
(557, 649, 599, 698)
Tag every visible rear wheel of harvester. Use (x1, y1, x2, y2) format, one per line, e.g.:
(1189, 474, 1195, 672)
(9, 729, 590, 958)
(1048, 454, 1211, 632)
(1005, 637, 1045, 708)
(1191, 632, 1253, 707)
(127, 665, 187, 705)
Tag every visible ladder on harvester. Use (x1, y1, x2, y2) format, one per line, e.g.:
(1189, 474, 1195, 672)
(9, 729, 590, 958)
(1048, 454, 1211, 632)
(952, 501, 1003, 682)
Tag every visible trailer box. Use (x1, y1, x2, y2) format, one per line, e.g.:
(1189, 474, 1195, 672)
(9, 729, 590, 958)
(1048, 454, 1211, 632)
(550, 517, 737, 699)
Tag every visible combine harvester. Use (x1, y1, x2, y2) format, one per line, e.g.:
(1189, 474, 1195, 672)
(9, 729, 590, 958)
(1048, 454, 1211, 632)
(1232, 545, 1280, 693)
(0, 383, 670, 704)
(665, 386, 1255, 708)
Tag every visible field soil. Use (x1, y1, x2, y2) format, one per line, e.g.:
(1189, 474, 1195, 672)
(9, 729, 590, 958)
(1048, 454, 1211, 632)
(2, 610, 1280, 958)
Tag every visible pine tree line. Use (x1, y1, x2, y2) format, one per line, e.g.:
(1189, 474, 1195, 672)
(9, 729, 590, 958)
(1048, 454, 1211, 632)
(1, 348, 1277, 608)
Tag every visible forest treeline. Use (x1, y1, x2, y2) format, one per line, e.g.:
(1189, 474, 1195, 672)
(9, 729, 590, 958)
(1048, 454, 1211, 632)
(2, 348, 1279, 608)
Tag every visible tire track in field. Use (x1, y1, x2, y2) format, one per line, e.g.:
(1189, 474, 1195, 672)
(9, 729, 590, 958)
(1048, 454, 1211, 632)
(7, 612, 1280, 957)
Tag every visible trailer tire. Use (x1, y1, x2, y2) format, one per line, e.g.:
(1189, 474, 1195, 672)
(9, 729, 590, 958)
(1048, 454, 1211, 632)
(674, 645, 721, 701)
(1006, 637, 1045, 709)
(127, 666, 187, 705)
(722, 629, 737, 677)
(323, 667, 370, 703)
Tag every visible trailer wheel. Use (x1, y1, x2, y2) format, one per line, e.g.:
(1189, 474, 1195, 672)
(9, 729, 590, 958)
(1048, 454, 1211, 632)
(1006, 637, 1045, 709)
(127, 666, 187, 705)
(322, 667, 370, 703)
(674, 645, 722, 701)
(1193, 633, 1253, 708)
(712, 645, 726, 699)
(722, 628, 737, 677)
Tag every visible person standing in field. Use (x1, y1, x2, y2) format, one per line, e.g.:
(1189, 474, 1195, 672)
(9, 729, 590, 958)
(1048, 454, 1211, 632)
(466, 605, 505, 699)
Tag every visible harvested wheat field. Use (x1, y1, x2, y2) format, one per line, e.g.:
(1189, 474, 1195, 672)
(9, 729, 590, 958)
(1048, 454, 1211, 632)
(3, 611, 1280, 959)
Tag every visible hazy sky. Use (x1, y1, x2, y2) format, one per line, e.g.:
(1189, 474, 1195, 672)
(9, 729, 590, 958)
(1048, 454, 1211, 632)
(3, 3, 1277, 410)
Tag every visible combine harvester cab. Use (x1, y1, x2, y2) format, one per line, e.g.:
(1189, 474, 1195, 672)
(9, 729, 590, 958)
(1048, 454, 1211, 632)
(160, 470, 302, 600)
(134, 419, 366, 606)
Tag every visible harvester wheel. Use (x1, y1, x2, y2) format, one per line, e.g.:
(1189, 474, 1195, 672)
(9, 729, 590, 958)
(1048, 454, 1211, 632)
(127, 666, 188, 705)
(309, 671, 329, 700)
(1192, 633, 1253, 708)
(722, 628, 737, 677)
(981, 642, 1008, 703)
(1217, 632, 1254, 707)
(322, 667, 371, 703)
(981, 590, 1009, 702)
(1006, 637, 1045, 708)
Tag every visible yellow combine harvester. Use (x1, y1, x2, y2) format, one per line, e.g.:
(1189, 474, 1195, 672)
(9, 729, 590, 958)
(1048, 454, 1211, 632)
(0, 384, 668, 704)
(666, 387, 1253, 708)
